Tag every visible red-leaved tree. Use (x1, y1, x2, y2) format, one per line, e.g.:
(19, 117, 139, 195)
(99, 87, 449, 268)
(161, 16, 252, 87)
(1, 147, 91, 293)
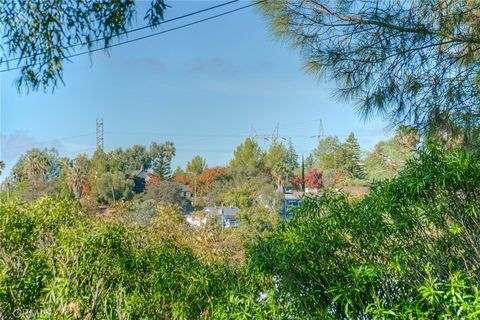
(197, 167, 229, 195)
(291, 169, 324, 190)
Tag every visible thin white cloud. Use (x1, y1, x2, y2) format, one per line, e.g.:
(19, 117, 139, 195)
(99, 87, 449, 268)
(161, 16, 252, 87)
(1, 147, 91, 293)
(0, 131, 64, 163)
(184, 58, 237, 76)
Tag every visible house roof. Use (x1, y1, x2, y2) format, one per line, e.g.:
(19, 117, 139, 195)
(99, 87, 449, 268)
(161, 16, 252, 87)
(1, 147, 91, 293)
(132, 170, 149, 179)
(204, 206, 240, 218)
(284, 191, 304, 200)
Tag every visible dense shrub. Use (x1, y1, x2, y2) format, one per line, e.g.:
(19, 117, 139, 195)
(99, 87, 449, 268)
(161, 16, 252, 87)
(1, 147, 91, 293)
(2, 143, 479, 319)
(250, 143, 480, 318)
(0, 198, 269, 319)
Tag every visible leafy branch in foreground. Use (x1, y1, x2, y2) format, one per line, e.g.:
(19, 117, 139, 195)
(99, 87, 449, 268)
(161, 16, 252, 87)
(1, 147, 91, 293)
(0, 0, 166, 91)
(258, 0, 480, 137)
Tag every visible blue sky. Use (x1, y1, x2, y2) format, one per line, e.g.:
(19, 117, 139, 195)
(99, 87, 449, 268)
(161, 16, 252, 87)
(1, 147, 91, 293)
(0, 1, 390, 180)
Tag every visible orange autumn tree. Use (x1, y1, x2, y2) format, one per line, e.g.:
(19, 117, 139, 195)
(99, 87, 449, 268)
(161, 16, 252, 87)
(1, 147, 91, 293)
(174, 175, 191, 186)
(197, 167, 229, 195)
(292, 169, 324, 191)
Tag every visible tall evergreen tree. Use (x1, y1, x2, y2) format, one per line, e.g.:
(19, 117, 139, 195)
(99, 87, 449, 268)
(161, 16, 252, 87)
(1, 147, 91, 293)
(95, 171, 134, 204)
(285, 139, 299, 174)
(150, 141, 176, 180)
(266, 142, 289, 192)
(152, 154, 172, 180)
(342, 133, 364, 179)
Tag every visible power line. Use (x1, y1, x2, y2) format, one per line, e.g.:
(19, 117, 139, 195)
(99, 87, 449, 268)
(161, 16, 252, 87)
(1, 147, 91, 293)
(252, 123, 285, 143)
(106, 131, 246, 138)
(0, 1, 263, 73)
(1, 0, 241, 65)
(106, 130, 385, 140)
(309, 119, 324, 143)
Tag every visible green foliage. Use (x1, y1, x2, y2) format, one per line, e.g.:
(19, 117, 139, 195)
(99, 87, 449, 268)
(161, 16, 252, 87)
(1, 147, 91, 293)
(0, 198, 280, 319)
(259, 0, 480, 136)
(342, 132, 364, 179)
(95, 171, 134, 204)
(250, 143, 480, 318)
(186, 155, 207, 176)
(12, 148, 59, 182)
(107, 145, 152, 173)
(57, 168, 74, 200)
(309, 134, 366, 186)
(6, 148, 61, 201)
(229, 138, 266, 177)
(60, 154, 90, 200)
(173, 165, 186, 178)
(152, 154, 172, 180)
(151, 141, 176, 180)
(2, 0, 167, 91)
(364, 126, 419, 180)
(312, 135, 343, 171)
(223, 186, 256, 209)
(266, 141, 297, 191)
(5, 141, 182, 205)
(143, 181, 192, 212)
(90, 148, 109, 177)
(0, 199, 240, 319)
(2, 144, 479, 318)
(236, 205, 280, 245)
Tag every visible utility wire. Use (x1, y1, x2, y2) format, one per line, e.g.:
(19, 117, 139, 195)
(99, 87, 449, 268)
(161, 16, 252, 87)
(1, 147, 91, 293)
(106, 130, 384, 139)
(0, 1, 262, 73)
(1, 0, 241, 65)
(106, 131, 247, 138)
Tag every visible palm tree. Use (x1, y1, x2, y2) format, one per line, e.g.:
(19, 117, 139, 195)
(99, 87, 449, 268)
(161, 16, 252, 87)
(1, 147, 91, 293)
(23, 150, 52, 198)
(24, 150, 51, 181)
(0, 161, 5, 176)
(60, 155, 89, 200)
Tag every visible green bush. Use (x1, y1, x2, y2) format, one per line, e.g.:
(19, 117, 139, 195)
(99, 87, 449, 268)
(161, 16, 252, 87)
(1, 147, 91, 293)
(249, 143, 480, 319)
(0, 198, 269, 319)
(2, 143, 479, 319)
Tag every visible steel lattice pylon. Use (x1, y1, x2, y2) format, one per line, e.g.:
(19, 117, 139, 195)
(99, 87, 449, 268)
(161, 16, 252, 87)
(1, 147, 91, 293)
(96, 118, 104, 151)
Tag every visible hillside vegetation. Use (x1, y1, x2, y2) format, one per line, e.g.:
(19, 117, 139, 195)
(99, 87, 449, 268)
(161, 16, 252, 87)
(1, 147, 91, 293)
(1, 143, 479, 319)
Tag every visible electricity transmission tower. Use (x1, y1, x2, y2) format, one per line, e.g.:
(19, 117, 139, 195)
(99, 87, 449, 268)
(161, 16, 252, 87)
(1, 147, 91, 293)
(96, 118, 104, 151)
(310, 119, 324, 144)
(251, 124, 282, 143)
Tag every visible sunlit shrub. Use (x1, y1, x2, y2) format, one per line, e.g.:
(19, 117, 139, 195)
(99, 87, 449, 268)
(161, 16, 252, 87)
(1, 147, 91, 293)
(250, 143, 480, 318)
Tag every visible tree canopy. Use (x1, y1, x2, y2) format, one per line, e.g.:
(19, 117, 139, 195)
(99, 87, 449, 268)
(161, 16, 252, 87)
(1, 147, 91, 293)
(259, 0, 480, 137)
(186, 155, 207, 176)
(95, 171, 134, 204)
(1, 0, 167, 91)
(364, 126, 419, 180)
(151, 141, 176, 180)
(143, 180, 192, 212)
(266, 141, 297, 191)
(229, 138, 266, 177)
